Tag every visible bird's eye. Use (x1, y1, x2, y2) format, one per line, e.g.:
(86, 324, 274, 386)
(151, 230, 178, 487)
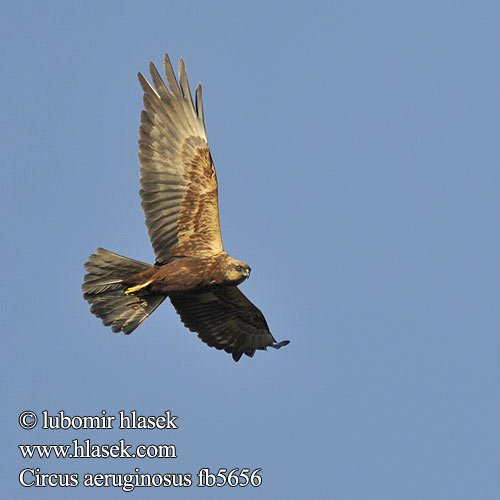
(236, 265, 243, 272)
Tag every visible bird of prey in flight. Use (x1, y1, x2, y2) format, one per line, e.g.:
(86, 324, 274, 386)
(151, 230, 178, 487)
(82, 53, 289, 361)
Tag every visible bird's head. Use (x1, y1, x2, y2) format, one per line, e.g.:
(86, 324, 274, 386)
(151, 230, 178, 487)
(224, 257, 251, 285)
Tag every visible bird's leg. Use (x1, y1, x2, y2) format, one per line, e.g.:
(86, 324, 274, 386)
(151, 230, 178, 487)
(124, 280, 153, 295)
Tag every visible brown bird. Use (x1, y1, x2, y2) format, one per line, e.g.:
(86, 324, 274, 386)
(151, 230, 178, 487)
(82, 53, 289, 362)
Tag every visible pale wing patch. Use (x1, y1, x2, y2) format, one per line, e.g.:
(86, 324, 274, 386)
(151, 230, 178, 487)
(172, 141, 223, 256)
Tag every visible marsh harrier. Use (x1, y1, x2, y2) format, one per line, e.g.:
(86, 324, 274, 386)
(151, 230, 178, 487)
(82, 54, 289, 361)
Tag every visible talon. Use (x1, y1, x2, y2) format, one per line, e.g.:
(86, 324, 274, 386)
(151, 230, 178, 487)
(125, 280, 153, 295)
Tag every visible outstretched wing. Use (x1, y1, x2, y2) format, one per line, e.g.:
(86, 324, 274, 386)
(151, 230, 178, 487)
(169, 287, 289, 362)
(138, 54, 223, 264)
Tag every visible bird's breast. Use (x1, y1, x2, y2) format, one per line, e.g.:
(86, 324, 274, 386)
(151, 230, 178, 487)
(145, 256, 225, 293)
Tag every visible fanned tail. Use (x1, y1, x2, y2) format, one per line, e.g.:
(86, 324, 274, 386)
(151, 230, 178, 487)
(82, 248, 165, 334)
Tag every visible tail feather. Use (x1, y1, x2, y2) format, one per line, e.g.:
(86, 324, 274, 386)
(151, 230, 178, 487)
(82, 248, 166, 334)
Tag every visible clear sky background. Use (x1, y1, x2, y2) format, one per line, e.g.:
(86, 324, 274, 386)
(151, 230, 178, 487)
(2, 1, 499, 499)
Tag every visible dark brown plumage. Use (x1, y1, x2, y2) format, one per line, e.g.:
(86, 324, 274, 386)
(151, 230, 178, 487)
(82, 53, 289, 362)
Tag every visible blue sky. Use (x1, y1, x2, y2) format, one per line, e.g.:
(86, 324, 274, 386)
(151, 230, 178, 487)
(2, 1, 499, 498)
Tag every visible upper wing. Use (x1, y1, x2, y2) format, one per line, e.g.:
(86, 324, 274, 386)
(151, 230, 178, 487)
(169, 286, 289, 362)
(138, 54, 223, 264)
